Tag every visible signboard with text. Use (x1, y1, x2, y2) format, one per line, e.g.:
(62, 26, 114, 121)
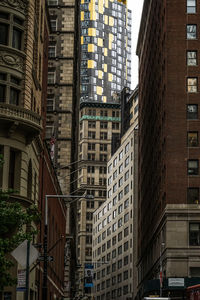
(17, 269, 26, 292)
(84, 264, 94, 288)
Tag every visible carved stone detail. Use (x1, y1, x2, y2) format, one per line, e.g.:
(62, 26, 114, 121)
(0, 51, 24, 72)
(0, 0, 27, 14)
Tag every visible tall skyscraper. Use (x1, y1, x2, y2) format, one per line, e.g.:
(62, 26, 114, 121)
(137, 0, 200, 298)
(80, 0, 132, 103)
(76, 0, 132, 298)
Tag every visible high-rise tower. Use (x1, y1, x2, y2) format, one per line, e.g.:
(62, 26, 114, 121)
(80, 0, 132, 103)
(76, 0, 132, 298)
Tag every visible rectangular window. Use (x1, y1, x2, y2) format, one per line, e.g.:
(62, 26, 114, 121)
(188, 132, 198, 147)
(188, 159, 199, 175)
(0, 23, 8, 45)
(48, 72, 55, 84)
(187, 51, 197, 65)
(187, 104, 198, 119)
(50, 19, 57, 31)
(48, 45, 56, 58)
(189, 223, 200, 245)
(187, 77, 198, 92)
(187, 0, 196, 13)
(187, 25, 197, 39)
(187, 187, 199, 204)
(0, 84, 6, 102)
(12, 28, 22, 50)
(10, 88, 19, 105)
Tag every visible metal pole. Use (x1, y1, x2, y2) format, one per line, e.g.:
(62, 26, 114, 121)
(25, 240, 30, 300)
(42, 195, 48, 300)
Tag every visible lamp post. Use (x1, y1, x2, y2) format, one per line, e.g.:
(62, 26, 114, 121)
(42, 193, 93, 300)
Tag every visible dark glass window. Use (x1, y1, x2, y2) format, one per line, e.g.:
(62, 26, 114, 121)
(188, 159, 199, 175)
(187, 187, 199, 204)
(12, 28, 22, 50)
(187, 104, 198, 119)
(0, 23, 8, 45)
(0, 85, 6, 102)
(10, 88, 19, 105)
(188, 132, 198, 147)
(189, 223, 200, 246)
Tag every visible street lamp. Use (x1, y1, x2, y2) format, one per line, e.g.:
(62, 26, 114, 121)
(42, 193, 94, 300)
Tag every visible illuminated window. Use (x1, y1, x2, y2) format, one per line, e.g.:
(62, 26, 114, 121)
(187, 132, 198, 147)
(187, 24, 197, 39)
(187, 50, 197, 65)
(187, 77, 197, 92)
(187, 0, 196, 13)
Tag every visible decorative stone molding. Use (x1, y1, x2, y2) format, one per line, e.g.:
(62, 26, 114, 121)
(0, 103, 42, 131)
(0, 0, 27, 14)
(0, 50, 24, 72)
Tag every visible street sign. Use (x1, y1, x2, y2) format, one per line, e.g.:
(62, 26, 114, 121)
(16, 269, 26, 292)
(168, 278, 184, 287)
(38, 255, 54, 262)
(11, 240, 39, 267)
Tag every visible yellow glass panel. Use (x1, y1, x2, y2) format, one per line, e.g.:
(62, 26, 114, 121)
(88, 28, 96, 36)
(98, 0, 103, 14)
(81, 0, 84, 3)
(104, 64, 107, 72)
(105, 15, 108, 25)
(105, 0, 108, 8)
(104, 48, 108, 56)
(81, 36, 84, 45)
(103, 96, 107, 102)
(90, 10, 96, 20)
(98, 70, 103, 79)
(81, 11, 84, 21)
(110, 0, 114, 2)
(98, 38, 103, 47)
(108, 33, 113, 49)
(97, 86, 103, 95)
(108, 73, 113, 81)
(109, 16, 114, 26)
(88, 44, 94, 52)
(88, 60, 95, 68)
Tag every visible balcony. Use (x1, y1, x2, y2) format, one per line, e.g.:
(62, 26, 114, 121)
(0, 103, 42, 142)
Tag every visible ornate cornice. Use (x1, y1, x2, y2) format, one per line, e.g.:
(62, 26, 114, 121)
(0, 0, 27, 15)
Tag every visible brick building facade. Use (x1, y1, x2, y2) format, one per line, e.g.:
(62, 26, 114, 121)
(136, 0, 200, 298)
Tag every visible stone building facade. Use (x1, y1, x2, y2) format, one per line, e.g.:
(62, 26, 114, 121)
(136, 0, 200, 298)
(0, 0, 50, 298)
(76, 101, 121, 297)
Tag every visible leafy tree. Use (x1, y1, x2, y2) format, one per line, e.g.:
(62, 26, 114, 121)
(0, 154, 40, 293)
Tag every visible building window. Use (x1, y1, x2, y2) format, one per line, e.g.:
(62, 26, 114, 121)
(187, 0, 196, 13)
(188, 159, 199, 175)
(0, 73, 21, 105)
(188, 132, 198, 147)
(50, 18, 57, 31)
(100, 132, 107, 140)
(187, 77, 198, 92)
(48, 0, 58, 5)
(187, 187, 199, 204)
(47, 94, 55, 112)
(100, 121, 107, 129)
(88, 131, 96, 139)
(187, 104, 198, 119)
(48, 72, 55, 84)
(123, 285, 129, 295)
(187, 25, 197, 39)
(100, 144, 107, 151)
(0, 14, 24, 50)
(88, 121, 96, 129)
(189, 223, 200, 245)
(3, 292, 12, 300)
(124, 255, 129, 266)
(88, 143, 95, 150)
(48, 45, 56, 58)
(187, 51, 197, 65)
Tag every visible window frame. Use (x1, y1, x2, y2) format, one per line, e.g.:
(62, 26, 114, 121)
(187, 24, 197, 40)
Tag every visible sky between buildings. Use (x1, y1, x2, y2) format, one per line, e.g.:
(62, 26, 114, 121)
(128, 0, 144, 89)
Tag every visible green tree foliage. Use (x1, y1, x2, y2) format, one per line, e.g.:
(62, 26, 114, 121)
(0, 154, 40, 291)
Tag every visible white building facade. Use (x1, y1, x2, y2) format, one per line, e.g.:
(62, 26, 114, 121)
(92, 123, 137, 300)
